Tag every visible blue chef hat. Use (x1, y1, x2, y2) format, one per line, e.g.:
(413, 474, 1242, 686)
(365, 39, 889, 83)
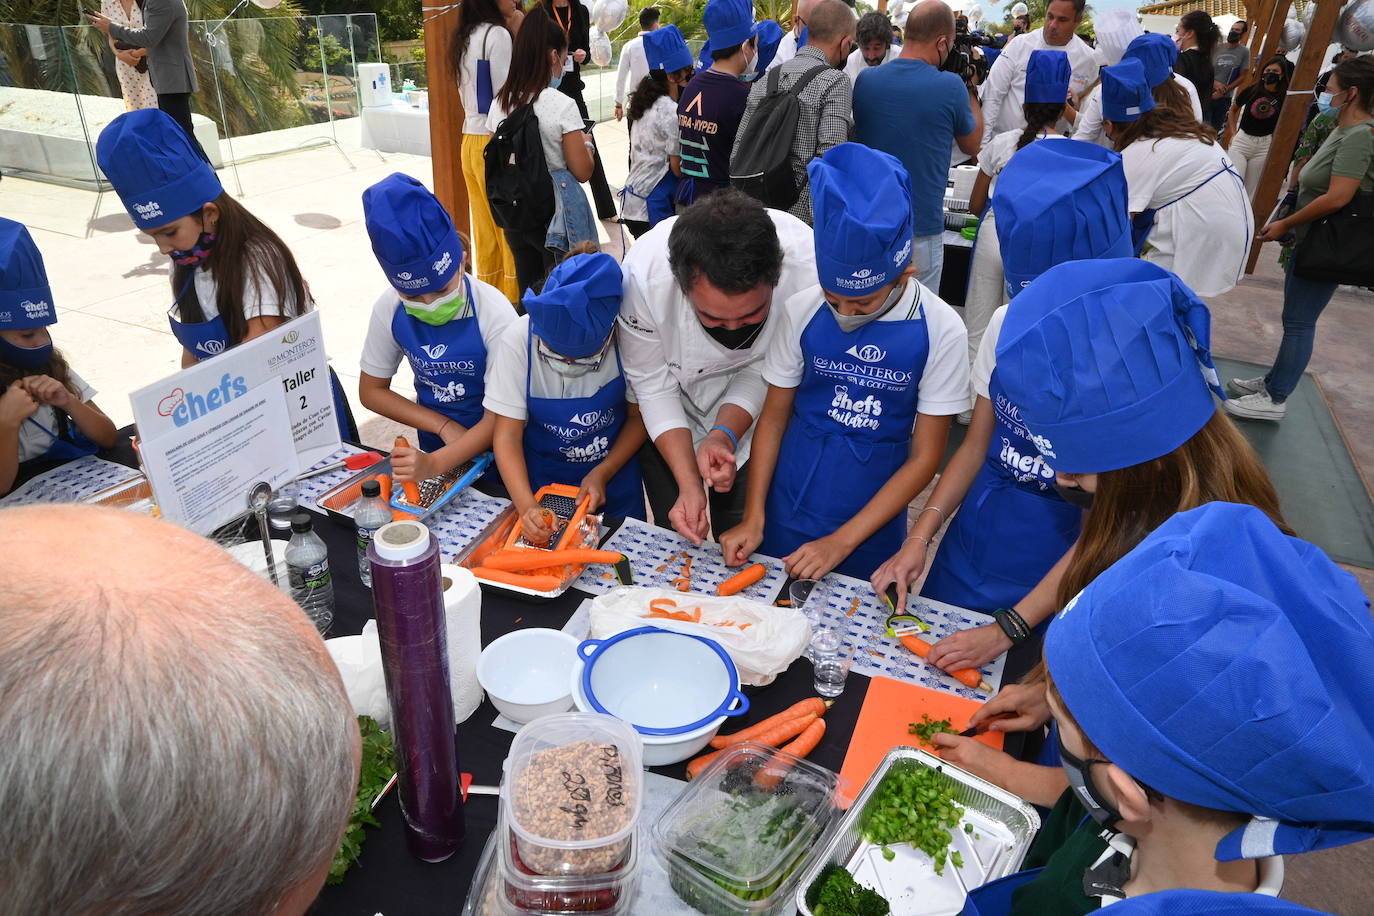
(808, 143, 913, 296)
(993, 140, 1132, 297)
(95, 109, 222, 231)
(1024, 49, 1071, 103)
(1046, 502, 1374, 861)
(703, 0, 757, 50)
(1105, 890, 1334, 916)
(362, 173, 463, 296)
(1122, 32, 1177, 87)
(0, 219, 56, 329)
(523, 252, 624, 358)
(1102, 58, 1156, 122)
(754, 19, 785, 73)
(645, 24, 694, 72)
(994, 259, 1222, 474)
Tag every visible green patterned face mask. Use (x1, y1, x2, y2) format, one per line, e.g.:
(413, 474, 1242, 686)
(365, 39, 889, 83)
(402, 283, 466, 326)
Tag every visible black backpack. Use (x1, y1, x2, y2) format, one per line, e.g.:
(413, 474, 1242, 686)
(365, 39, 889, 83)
(484, 103, 556, 232)
(729, 65, 828, 210)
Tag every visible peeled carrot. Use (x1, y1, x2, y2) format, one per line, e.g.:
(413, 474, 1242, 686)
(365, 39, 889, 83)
(739, 713, 816, 750)
(377, 473, 393, 504)
(717, 562, 766, 596)
(898, 634, 984, 690)
(394, 436, 422, 504)
(686, 747, 729, 781)
(756, 718, 826, 790)
(709, 697, 829, 749)
(470, 567, 565, 592)
(323, 474, 378, 510)
(482, 549, 625, 571)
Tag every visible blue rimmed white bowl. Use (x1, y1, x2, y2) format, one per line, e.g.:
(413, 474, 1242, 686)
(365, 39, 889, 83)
(569, 626, 749, 765)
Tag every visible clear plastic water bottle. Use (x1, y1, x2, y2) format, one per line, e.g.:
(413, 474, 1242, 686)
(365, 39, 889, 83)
(286, 511, 334, 634)
(353, 479, 392, 588)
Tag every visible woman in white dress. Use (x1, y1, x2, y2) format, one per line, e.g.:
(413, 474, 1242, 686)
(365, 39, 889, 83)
(102, 0, 158, 110)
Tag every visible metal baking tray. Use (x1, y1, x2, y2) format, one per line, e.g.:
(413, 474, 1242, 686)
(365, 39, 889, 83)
(313, 455, 487, 526)
(795, 747, 1040, 916)
(451, 504, 610, 601)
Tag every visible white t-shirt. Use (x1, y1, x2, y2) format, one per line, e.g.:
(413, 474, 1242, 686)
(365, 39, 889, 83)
(768, 30, 800, 71)
(1121, 136, 1252, 297)
(617, 209, 818, 463)
(189, 265, 288, 322)
(483, 315, 638, 421)
(979, 29, 1103, 148)
(1075, 73, 1205, 148)
(615, 33, 649, 105)
(17, 369, 96, 463)
(459, 22, 512, 135)
(358, 275, 518, 380)
(622, 95, 679, 223)
(486, 87, 583, 170)
(762, 278, 970, 417)
(971, 304, 1008, 399)
(843, 44, 896, 83)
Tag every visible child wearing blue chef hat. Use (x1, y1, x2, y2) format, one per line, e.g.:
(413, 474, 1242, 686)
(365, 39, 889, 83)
(675, 0, 759, 204)
(620, 25, 695, 238)
(875, 140, 1132, 619)
(924, 259, 1290, 850)
(487, 252, 646, 540)
(1100, 59, 1251, 297)
(96, 110, 311, 366)
(359, 172, 517, 488)
(0, 219, 118, 494)
(958, 501, 1374, 915)
(718, 142, 969, 580)
(1120, 32, 1205, 121)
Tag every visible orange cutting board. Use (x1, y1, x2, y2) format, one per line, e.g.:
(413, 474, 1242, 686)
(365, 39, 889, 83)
(838, 676, 1004, 806)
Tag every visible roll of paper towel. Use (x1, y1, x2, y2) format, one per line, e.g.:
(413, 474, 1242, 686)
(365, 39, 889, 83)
(440, 564, 484, 723)
(357, 62, 392, 108)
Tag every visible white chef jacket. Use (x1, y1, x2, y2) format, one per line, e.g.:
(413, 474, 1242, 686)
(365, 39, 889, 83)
(843, 44, 896, 83)
(615, 33, 649, 105)
(768, 30, 799, 71)
(1074, 73, 1204, 147)
(979, 29, 1103, 148)
(616, 208, 817, 463)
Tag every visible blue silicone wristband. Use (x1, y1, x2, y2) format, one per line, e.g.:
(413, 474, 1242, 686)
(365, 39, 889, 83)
(709, 424, 738, 450)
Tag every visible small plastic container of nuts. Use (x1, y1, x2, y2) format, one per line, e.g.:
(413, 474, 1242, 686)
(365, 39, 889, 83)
(502, 712, 644, 879)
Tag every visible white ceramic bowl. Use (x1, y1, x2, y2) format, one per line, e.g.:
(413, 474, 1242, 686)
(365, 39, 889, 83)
(568, 627, 749, 766)
(477, 629, 578, 724)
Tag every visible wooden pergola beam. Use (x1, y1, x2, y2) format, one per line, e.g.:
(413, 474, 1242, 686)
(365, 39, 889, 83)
(1244, 0, 1345, 272)
(423, 2, 470, 238)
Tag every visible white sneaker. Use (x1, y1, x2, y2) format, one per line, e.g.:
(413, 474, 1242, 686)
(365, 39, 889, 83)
(1224, 390, 1287, 421)
(1226, 375, 1266, 397)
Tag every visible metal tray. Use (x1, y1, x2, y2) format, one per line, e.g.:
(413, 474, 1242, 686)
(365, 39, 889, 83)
(795, 747, 1040, 916)
(451, 504, 608, 601)
(313, 455, 485, 526)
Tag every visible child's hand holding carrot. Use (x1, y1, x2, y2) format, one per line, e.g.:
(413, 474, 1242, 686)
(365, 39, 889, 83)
(520, 506, 557, 545)
(577, 468, 607, 513)
(390, 435, 435, 485)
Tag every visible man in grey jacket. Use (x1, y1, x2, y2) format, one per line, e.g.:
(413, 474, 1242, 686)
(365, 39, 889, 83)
(88, 0, 208, 160)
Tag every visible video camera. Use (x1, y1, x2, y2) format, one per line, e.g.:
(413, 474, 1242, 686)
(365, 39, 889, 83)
(941, 16, 992, 85)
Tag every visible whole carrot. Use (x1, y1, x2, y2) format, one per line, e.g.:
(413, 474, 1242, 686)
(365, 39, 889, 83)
(708, 697, 830, 749)
(898, 634, 988, 691)
(686, 747, 729, 781)
(755, 718, 826, 791)
(393, 436, 422, 504)
(729, 713, 815, 750)
(717, 562, 766, 596)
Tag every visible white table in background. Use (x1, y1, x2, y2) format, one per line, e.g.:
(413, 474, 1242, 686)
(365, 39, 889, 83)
(359, 100, 431, 156)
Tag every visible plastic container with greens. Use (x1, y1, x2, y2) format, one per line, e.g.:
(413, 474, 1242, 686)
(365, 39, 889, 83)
(651, 742, 841, 916)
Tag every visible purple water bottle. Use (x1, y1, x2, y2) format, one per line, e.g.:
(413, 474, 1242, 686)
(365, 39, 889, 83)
(368, 519, 465, 860)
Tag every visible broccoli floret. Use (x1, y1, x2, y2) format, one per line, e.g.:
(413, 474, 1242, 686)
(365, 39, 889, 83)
(805, 863, 891, 916)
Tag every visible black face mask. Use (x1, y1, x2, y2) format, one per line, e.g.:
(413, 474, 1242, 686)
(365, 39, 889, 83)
(1060, 743, 1124, 830)
(1228, 30, 1243, 43)
(701, 319, 766, 350)
(1054, 481, 1095, 510)
(1262, 73, 1281, 86)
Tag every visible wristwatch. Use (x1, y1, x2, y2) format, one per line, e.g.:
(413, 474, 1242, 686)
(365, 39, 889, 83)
(992, 607, 1032, 646)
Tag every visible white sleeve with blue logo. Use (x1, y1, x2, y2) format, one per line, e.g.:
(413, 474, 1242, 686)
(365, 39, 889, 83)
(914, 289, 971, 417)
(971, 305, 1009, 401)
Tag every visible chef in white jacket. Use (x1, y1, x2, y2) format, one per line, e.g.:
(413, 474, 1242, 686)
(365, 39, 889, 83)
(617, 189, 817, 544)
(978, 0, 1102, 148)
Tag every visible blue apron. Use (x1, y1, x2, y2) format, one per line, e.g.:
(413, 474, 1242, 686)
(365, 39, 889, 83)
(957, 868, 1046, 916)
(390, 278, 488, 453)
(522, 330, 645, 520)
(922, 371, 1082, 613)
(620, 171, 679, 228)
(1131, 162, 1244, 255)
(760, 297, 928, 579)
(22, 414, 99, 463)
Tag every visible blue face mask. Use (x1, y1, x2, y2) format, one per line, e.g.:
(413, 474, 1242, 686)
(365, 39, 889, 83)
(1317, 90, 1342, 116)
(0, 335, 54, 369)
(550, 75, 563, 89)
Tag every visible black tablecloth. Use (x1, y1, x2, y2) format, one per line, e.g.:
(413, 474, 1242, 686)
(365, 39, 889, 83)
(19, 432, 1036, 915)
